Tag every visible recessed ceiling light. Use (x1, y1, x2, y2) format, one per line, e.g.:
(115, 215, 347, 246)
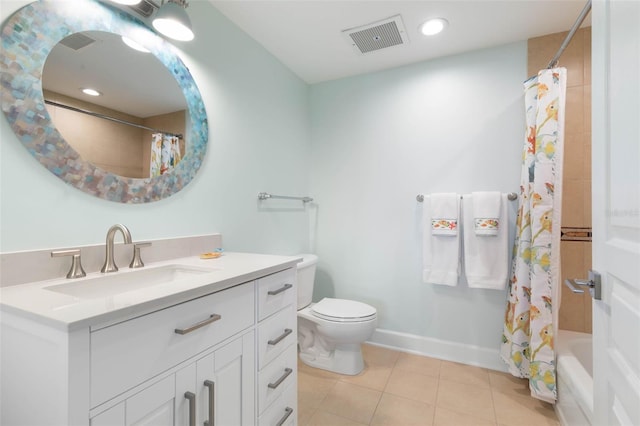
(82, 88, 101, 97)
(122, 36, 150, 53)
(420, 18, 448, 36)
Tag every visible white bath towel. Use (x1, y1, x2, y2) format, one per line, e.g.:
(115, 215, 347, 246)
(423, 194, 461, 286)
(463, 194, 509, 289)
(472, 191, 502, 236)
(430, 193, 459, 236)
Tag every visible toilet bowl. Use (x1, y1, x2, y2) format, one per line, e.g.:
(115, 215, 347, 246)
(295, 254, 377, 375)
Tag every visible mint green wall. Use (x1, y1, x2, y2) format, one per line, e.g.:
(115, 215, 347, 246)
(0, 1, 310, 254)
(308, 42, 527, 347)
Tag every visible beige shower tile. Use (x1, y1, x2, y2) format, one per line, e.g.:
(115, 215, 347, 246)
(385, 367, 439, 405)
(584, 84, 592, 132)
(305, 410, 368, 426)
(560, 241, 585, 278)
(488, 371, 530, 397)
(433, 406, 496, 426)
(562, 179, 585, 227)
(584, 132, 592, 180)
(584, 180, 592, 227)
(439, 360, 491, 388)
(565, 86, 585, 135)
(394, 352, 441, 377)
(563, 133, 584, 180)
(436, 379, 496, 422)
(318, 381, 382, 425)
(371, 393, 434, 426)
(492, 389, 559, 426)
(527, 34, 560, 76)
(559, 282, 586, 332)
(584, 27, 592, 84)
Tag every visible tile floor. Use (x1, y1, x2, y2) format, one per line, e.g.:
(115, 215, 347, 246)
(297, 344, 559, 426)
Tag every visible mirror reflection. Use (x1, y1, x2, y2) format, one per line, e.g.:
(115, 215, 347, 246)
(42, 31, 188, 178)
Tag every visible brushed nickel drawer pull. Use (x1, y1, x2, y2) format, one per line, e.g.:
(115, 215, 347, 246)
(184, 391, 196, 426)
(268, 283, 293, 296)
(275, 407, 294, 426)
(268, 328, 292, 346)
(268, 368, 293, 389)
(174, 314, 222, 335)
(204, 380, 215, 426)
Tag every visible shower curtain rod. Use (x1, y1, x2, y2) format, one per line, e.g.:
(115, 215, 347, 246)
(547, 0, 592, 69)
(44, 100, 184, 139)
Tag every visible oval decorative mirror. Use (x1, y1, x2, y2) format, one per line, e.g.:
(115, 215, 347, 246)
(0, 0, 208, 203)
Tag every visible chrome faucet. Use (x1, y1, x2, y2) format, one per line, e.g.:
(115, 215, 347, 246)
(101, 224, 133, 273)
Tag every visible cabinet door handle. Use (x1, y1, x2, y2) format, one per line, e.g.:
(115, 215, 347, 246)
(275, 407, 294, 426)
(268, 328, 292, 346)
(204, 380, 215, 426)
(174, 314, 222, 335)
(267, 283, 293, 296)
(268, 368, 293, 389)
(184, 391, 196, 426)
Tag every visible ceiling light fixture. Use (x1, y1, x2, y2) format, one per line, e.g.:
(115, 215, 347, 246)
(152, 0, 194, 42)
(81, 88, 101, 97)
(110, 0, 142, 5)
(420, 18, 448, 36)
(122, 36, 151, 53)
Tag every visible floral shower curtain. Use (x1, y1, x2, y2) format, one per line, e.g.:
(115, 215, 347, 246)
(500, 68, 566, 403)
(150, 133, 182, 177)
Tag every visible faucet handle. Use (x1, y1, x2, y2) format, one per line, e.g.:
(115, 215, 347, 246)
(130, 242, 152, 269)
(51, 249, 87, 279)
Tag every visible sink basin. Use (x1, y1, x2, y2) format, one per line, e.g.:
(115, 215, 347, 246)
(45, 264, 217, 299)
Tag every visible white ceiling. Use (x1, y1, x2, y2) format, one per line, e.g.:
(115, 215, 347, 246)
(209, 0, 591, 84)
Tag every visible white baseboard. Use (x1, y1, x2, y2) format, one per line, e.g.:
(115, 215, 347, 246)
(367, 328, 508, 372)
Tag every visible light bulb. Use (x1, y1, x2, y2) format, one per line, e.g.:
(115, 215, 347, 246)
(420, 18, 448, 36)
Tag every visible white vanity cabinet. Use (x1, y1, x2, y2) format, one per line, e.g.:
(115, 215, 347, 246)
(0, 255, 299, 426)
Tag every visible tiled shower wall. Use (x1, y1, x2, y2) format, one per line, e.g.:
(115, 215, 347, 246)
(528, 27, 593, 333)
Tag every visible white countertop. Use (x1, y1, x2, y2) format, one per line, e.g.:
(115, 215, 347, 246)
(0, 252, 300, 331)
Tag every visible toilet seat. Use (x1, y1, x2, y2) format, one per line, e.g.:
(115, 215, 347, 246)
(311, 298, 377, 323)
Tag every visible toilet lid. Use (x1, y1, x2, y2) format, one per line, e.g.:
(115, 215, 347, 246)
(311, 298, 377, 322)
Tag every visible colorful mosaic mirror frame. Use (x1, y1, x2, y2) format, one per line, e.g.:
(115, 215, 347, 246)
(0, 0, 208, 203)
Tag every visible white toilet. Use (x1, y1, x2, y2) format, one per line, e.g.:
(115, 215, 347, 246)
(296, 254, 377, 375)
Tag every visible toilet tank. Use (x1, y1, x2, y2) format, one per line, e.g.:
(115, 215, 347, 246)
(296, 254, 318, 309)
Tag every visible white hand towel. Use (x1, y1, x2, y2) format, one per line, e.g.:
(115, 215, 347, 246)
(463, 194, 509, 289)
(423, 195, 460, 286)
(430, 193, 459, 236)
(472, 191, 502, 236)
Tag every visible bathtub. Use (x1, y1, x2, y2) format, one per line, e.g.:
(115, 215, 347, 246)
(555, 330, 594, 426)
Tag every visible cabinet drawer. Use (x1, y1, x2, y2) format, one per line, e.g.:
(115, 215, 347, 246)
(90, 282, 255, 407)
(258, 344, 297, 414)
(258, 304, 296, 369)
(257, 268, 296, 321)
(258, 381, 296, 426)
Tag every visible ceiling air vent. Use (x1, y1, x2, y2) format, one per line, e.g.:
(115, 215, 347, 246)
(59, 32, 96, 50)
(128, 0, 159, 18)
(342, 15, 409, 54)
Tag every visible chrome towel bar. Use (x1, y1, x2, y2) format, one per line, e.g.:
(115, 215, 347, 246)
(258, 192, 313, 203)
(416, 192, 518, 202)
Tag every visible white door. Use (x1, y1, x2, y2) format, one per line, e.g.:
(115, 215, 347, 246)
(592, 0, 640, 425)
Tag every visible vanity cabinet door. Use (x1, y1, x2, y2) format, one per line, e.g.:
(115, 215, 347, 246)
(91, 375, 176, 426)
(175, 331, 255, 426)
